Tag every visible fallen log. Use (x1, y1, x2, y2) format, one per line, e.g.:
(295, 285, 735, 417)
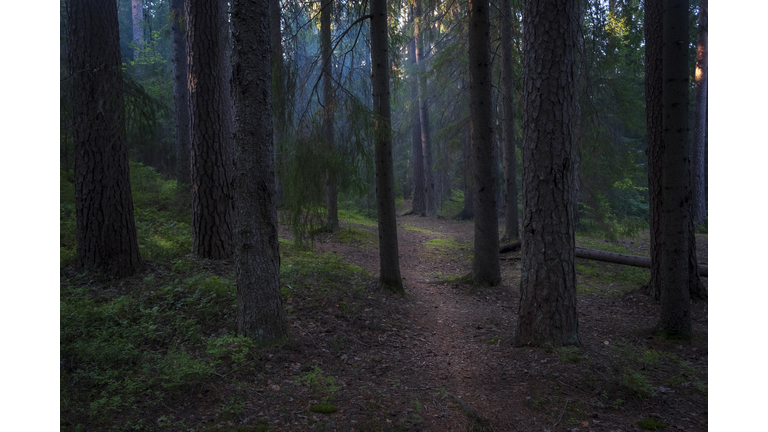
(498, 243, 708, 277)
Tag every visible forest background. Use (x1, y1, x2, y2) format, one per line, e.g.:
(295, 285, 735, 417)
(5, 0, 762, 429)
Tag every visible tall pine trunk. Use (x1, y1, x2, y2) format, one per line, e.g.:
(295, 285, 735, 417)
(414, 0, 436, 217)
(514, 0, 579, 347)
(68, 0, 143, 278)
(371, 0, 405, 293)
(322, 0, 339, 231)
(131, 0, 144, 60)
(270, 0, 287, 204)
(500, 0, 518, 242)
(691, 0, 707, 224)
(230, 0, 288, 344)
(186, 0, 233, 259)
(409, 16, 426, 214)
(455, 126, 474, 220)
(469, 0, 501, 286)
(658, 0, 692, 338)
(170, 0, 190, 184)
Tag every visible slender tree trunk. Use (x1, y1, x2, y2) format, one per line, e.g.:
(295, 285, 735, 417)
(219, 0, 234, 183)
(170, 0, 190, 184)
(414, 0, 436, 216)
(230, 0, 288, 344)
(270, 0, 287, 204)
(68, 0, 143, 277)
(371, 0, 404, 293)
(131, 0, 144, 60)
(469, 0, 501, 286)
(322, 0, 339, 231)
(186, 0, 234, 259)
(409, 17, 426, 214)
(514, 0, 579, 347)
(657, 0, 692, 338)
(500, 0, 518, 242)
(455, 126, 474, 219)
(691, 0, 707, 224)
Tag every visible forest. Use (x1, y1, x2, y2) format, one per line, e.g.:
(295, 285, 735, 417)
(59, 0, 710, 430)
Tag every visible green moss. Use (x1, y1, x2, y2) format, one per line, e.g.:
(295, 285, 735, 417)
(425, 238, 468, 249)
(488, 336, 501, 345)
(400, 222, 437, 235)
(437, 189, 465, 218)
(637, 417, 667, 430)
(309, 403, 338, 414)
(335, 226, 376, 244)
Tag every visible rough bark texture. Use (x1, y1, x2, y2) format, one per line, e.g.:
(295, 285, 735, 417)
(186, 0, 234, 259)
(409, 22, 426, 214)
(371, 0, 405, 293)
(644, 0, 663, 301)
(514, 0, 579, 347)
(691, 0, 707, 224)
(500, 0, 518, 242)
(322, 0, 339, 231)
(170, 0, 191, 183)
(131, 0, 144, 60)
(67, 0, 144, 277)
(658, 0, 692, 337)
(230, 0, 288, 344)
(469, 0, 501, 286)
(219, 0, 234, 183)
(414, 0, 436, 217)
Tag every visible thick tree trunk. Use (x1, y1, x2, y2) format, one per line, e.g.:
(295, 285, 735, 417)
(371, 0, 404, 293)
(657, 0, 692, 338)
(186, 0, 234, 259)
(131, 0, 144, 60)
(469, 0, 501, 286)
(500, 0, 518, 242)
(322, 0, 339, 231)
(691, 0, 707, 224)
(230, 0, 288, 344)
(170, 0, 191, 184)
(515, 0, 579, 347)
(414, 0, 436, 217)
(68, 0, 143, 277)
(455, 127, 474, 220)
(409, 21, 426, 214)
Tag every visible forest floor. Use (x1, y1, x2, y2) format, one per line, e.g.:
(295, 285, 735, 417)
(61, 199, 708, 432)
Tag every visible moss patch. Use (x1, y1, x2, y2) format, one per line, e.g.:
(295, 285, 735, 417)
(637, 417, 667, 430)
(400, 222, 437, 235)
(425, 238, 468, 249)
(309, 403, 338, 414)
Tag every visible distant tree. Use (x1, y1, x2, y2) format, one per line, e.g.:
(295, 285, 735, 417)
(131, 0, 144, 60)
(455, 126, 474, 220)
(514, 0, 580, 347)
(186, 0, 233, 259)
(409, 7, 426, 215)
(67, 0, 143, 277)
(170, 0, 190, 183)
(371, 0, 405, 293)
(322, 0, 339, 231)
(691, 0, 707, 224)
(414, 0, 437, 217)
(230, 0, 289, 344)
(469, 0, 501, 286)
(499, 0, 518, 242)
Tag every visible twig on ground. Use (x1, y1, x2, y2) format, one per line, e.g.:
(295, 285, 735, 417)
(552, 398, 569, 429)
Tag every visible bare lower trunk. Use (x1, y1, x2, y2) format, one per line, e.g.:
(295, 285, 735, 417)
(170, 0, 190, 183)
(691, 0, 707, 224)
(414, 0, 436, 217)
(409, 25, 426, 214)
(500, 0, 518, 241)
(131, 0, 144, 60)
(455, 127, 474, 220)
(322, 0, 338, 231)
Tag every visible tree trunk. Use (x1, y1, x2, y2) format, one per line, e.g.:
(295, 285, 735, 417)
(67, 0, 143, 277)
(414, 0, 436, 217)
(219, 0, 234, 184)
(469, 0, 501, 286)
(322, 0, 339, 231)
(658, 0, 692, 338)
(270, 0, 287, 204)
(170, 0, 191, 184)
(454, 127, 474, 220)
(515, 0, 579, 347)
(409, 16, 426, 214)
(500, 0, 518, 242)
(131, 0, 144, 60)
(691, 0, 707, 224)
(230, 0, 289, 344)
(371, 0, 405, 293)
(186, 0, 234, 259)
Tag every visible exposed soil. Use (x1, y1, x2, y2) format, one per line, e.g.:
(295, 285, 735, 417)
(89, 201, 707, 432)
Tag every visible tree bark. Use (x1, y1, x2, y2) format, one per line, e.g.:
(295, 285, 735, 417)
(322, 0, 339, 231)
(170, 0, 191, 184)
(454, 127, 475, 220)
(371, 0, 405, 293)
(500, 0, 518, 242)
(67, 0, 144, 277)
(131, 0, 144, 60)
(219, 0, 234, 184)
(657, 0, 692, 338)
(186, 0, 234, 259)
(230, 0, 289, 344)
(515, 0, 579, 347)
(469, 0, 501, 286)
(691, 0, 707, 224)
(414, 0, 436, 217)
(270, 0, 287, 204)
(409, 7, 426, 215)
